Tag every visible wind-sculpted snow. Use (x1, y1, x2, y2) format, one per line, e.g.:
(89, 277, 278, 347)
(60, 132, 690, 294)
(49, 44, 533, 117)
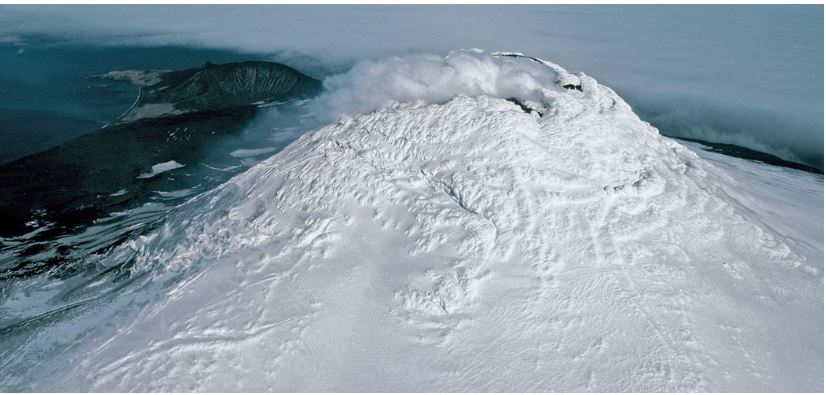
(0, 51, 821, 391)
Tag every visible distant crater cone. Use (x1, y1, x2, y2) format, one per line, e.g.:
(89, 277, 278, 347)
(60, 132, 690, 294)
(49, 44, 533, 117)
(119, 60, 321, 122)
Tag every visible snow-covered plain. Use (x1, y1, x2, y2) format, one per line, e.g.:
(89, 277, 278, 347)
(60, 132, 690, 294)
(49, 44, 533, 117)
(136, 160, 185, 179)
(0, 51, 821, 392)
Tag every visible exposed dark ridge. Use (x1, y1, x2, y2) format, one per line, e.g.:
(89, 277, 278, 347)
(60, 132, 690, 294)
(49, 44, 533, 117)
(673, 136, 823, 175)
(0, 60, 323, 241)
(0, 106, 258, 239)
(506, 98, 533, 114)
(120, 60, 321, 122)
(495, 53, 545, 64)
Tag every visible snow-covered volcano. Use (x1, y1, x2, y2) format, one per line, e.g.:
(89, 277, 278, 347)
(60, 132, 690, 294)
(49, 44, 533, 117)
(0, 50, 821, 391)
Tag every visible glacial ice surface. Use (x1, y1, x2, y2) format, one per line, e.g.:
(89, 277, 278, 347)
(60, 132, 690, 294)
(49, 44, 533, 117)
(0, 51, 821, 392)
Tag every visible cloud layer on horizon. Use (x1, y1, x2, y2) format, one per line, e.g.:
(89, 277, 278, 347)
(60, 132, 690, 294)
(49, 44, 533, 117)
(0, 5, 822, 167)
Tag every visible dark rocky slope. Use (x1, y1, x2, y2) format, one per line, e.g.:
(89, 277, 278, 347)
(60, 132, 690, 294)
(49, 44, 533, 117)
(120, 61, 320, 121)
(0, 60, 321, 241)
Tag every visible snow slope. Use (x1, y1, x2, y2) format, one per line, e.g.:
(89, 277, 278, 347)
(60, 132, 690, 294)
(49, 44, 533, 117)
(0, 51, 821, 392)
(681, 140, 823, 264)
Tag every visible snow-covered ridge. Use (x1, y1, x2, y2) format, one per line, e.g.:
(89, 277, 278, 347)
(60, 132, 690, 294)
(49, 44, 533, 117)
(1, 50, 821, 391)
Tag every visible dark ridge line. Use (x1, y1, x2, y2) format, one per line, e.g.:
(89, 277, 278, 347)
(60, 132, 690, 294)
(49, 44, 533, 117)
(672, 136, 823, 175)
(505, 98, 534, 114)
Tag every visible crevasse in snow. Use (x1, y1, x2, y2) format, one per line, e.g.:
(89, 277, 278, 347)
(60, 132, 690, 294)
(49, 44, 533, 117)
(0, 51, 821, 392)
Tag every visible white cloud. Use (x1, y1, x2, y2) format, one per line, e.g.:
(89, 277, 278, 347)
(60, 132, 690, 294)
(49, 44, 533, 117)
(0, 5, 822, 167)
(312, 51, 562, 121)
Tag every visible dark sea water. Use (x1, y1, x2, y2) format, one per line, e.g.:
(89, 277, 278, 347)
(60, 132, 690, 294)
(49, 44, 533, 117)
(0, 38, 270, 163)
(0, 39, 324, 282)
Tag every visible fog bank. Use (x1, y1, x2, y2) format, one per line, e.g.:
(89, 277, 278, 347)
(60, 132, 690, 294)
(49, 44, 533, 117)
(0, 5, 822, 168)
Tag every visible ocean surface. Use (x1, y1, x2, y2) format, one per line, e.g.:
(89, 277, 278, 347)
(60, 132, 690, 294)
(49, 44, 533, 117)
(0, 40, 324, 281)
(0, 39, 269, 163)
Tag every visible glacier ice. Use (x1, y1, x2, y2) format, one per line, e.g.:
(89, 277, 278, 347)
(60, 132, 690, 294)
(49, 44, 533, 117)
(0, 51, 821, 392)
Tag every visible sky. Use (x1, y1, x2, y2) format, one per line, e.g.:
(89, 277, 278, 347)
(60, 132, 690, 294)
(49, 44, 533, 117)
(0, 5, 822, 168)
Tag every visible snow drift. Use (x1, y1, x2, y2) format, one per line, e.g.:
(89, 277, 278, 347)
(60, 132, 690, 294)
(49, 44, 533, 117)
(0, 50, 821, 392)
